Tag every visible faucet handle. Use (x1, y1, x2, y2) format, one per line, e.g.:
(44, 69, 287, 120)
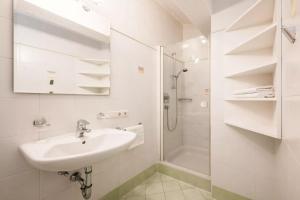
(33, 117, 51, 127)
(76, 119, 92, 138)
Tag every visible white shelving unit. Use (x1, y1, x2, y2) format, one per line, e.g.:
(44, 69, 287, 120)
(80, 59, 110, 65)
(78, 84, 110, 88)
(225, 23, 276, 55)
(225, 61, 277, 78)
(225, 0, 275, 31)
(77, 57, 111, 95)
(79, 72, 110, 77)
(225, 98, 276, 102)
(225, 120, 277, 138)
(223, 0, 281, 139)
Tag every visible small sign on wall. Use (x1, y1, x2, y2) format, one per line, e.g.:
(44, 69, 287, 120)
(138, 66, 144, 74)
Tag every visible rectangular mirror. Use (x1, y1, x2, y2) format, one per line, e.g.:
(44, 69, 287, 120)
(13, 0, 111, 95)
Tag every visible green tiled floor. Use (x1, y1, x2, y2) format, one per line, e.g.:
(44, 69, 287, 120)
(121, 173, 214, 200)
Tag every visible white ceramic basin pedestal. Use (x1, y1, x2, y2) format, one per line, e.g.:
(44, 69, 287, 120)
(20, 128, 136, 172)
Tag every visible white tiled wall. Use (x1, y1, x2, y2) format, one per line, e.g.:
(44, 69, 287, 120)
(0, 0, 182, 199)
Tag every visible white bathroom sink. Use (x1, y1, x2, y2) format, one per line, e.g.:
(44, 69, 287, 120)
(20, 129, 136, 172)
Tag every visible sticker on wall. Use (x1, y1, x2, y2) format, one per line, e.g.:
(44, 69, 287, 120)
(291, 0, 297, 17)
(203, 88, 210, 96)
(138, 66, 144, 74)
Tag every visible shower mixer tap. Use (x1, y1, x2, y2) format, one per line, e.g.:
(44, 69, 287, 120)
(164, 93, 170, 104)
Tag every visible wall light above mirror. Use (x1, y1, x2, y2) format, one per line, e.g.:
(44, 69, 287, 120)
(14, 0, 111, 95)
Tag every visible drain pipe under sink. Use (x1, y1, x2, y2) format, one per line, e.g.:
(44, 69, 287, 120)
(58, 166, 93, 199)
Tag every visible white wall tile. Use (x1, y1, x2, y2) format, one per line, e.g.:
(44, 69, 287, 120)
(0, 170, 39, 200)
(0, 0, 12, 19)
(42, 185, 82, 200)
(92, 166, 120, 199)
(0, 58, 14, 98)
(40, 171, 72, 200)
(0, 134, 38, 179)
(0, 98, 18, 138)
(15, 95, 40, 133)
(0, 17, 12, 59)
(0, 96, 39, 139)
(38, 95, 76, 139)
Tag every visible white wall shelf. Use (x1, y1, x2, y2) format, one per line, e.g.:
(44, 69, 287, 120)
(79, 72, 110, 77)
(224, 120, 279, 139)
(225, 24, 276, 55)
(225, 98, 276, 102)
(225, 61, 277, 78)
(78, 84, 110, 88)
(77, 59, 110, 94)
(80, 59, 110, 65)
(225, 0, 275, 32)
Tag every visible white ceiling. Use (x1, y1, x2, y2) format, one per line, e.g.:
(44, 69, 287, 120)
(210, 0, 244, 13)
(154, 0, 211, 36)
(154, 0, 244, 35)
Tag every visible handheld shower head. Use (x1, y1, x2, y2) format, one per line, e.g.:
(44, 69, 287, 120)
(175, 68, 188, 78)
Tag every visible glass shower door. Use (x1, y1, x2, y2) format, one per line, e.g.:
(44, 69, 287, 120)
(162, 36, 210, 176)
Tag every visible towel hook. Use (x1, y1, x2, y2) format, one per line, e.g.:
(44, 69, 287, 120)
(282, 25, 297, 44)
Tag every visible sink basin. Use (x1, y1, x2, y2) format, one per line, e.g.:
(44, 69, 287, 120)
(20, 129, 136, 171)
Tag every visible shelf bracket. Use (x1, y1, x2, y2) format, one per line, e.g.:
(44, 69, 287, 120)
(282, 26, 296, 44)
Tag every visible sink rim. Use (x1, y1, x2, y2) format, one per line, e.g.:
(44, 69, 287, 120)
(19, 128, 136, 171)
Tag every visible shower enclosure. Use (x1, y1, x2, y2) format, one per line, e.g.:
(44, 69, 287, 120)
(161, 36, 210, 176)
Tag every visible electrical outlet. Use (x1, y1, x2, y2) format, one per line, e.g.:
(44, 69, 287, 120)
(97, 110, 128, 119)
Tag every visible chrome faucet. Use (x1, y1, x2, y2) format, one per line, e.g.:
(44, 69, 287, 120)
(76, 119, 91, 138)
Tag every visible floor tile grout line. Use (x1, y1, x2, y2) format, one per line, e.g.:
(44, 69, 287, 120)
(159, 175, 167, 200)
(124, 172, 212, 200)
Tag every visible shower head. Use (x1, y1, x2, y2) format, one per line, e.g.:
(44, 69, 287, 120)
(174, 68, 188, 78)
